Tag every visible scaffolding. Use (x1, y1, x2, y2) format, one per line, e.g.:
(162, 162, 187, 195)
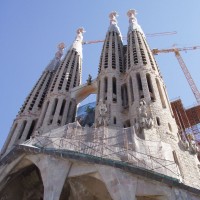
(22, 123, 181, 180)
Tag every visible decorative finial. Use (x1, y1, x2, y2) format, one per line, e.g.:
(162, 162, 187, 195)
(127, 9, 137, 24)
(109, 11, 118, 25)
(76, 27, 85, 34)
(127, 9, 145, 36)
(74, 27, 85, 43)
(58, 42, 65, 50)
(69, 27, 85, 58)
(55, 42, 65, 59)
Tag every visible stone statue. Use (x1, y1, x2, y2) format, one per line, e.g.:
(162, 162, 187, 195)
(87, 74, 92, 85)
(178, 127, 189, 150)
(97, 100, 108, 126)
(187, 133, 198, 154)
(136, 100, 154, 132)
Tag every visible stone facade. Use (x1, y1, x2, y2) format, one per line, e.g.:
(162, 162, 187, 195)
(1, 9, 200, 200)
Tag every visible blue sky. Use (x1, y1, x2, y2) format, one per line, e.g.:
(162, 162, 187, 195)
(1, 0, 200, 149)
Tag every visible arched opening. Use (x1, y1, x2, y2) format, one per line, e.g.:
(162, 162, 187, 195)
(136, 73, 144, 99)
(57, 99, 66, 125)
(59, 174, 112, 200)
(104, 77, 108, 101)
(112, 77, 117, 102)
(129, 76, 134, 103)
(26, 119, 37, 140)
(121, 84, 129, 108)
(146, 73, 155, 101)
(0, 163, 44, 200)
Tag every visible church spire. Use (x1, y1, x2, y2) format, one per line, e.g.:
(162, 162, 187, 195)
(95, 12, 124, 127)
(36, 28, 84, 133)
(127, 9, 145, 37)
(108, 11, 122, 39)
(69, 27, 85, 58)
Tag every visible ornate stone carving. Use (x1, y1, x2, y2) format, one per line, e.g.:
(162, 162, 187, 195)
(135, 100, 154, 132)
(109, 11, 118, 25)
(178, 129, 198, 153)
(187, 133, 198, 154)
(97, 100, 108, 126)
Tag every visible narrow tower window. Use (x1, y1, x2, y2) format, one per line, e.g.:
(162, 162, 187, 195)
(129, 77, 134, 102)
(136, 73, 144, 99)
(59, 100, 66, 116)
(132, 33, 138, 65)
(112, 34, 116, 69)
(112, 77, 117, 102)
(146, 74, 155, 101)
(113, 117, 117, 124)
(57, 99, 66, 125)
(26, 120, 37, 140)
(104, 77, 108, 101)
(66, 101, 72, 124)
(52, 98, 58, 116)
(156, 117, 161, 126)
(97, 80, 101, 103)
(121, 84, 129, 108)
(156, 79, 166, 108)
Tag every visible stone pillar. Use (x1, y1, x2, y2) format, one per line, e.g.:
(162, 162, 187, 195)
(97, 166, 137, 200)
(27, 154, 72, 200)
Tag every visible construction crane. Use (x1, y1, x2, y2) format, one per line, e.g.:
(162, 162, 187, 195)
(82, 31, 177, 45)
(152, 46, 200, 105)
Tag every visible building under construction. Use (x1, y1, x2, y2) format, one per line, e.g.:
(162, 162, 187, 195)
(171, 99, 200, 143)
(0, 9, 200, 200)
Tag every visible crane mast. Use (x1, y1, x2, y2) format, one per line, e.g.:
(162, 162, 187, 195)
(174, 50, 200, 105)
(152, 46, 200, 105)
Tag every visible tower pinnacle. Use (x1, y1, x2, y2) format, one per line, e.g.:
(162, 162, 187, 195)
(127, 9, 145, 36)
(108, 11, 122, 38)
(45, 42, 65, 71)
(109, 11, 118, 25)
(55, 42, 65, 59)
(70, 27, 85, 58)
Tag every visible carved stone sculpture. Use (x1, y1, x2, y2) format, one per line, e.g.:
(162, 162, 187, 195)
(136, 100, 154, 132)
(187, 133, 198, 154)
(87, 74, 92, 85)
(97, 100, 108, 126)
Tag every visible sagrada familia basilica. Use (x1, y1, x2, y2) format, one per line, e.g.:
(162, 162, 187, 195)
(0, 9, 200, 200)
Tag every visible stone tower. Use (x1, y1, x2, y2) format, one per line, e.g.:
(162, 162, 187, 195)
(95, 12, 124, 127)
(1, 43, 64, 155)
(125, 9, 177, 140)
(1, 10, 200, 200)
(36, 28, 84, 133)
